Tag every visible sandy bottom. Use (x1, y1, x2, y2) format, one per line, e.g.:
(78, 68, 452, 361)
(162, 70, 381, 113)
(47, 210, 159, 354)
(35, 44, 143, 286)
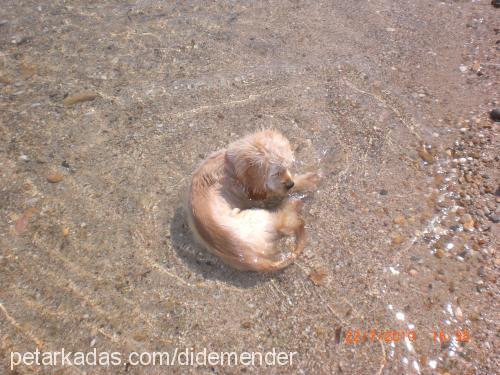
(1, 1, 498, 374)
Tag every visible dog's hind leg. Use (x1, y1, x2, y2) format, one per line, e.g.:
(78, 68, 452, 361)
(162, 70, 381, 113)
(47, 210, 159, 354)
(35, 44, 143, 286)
(275, 199, 304, 236)
(251, 218, 306, 272)
(243, 200, 306, 272)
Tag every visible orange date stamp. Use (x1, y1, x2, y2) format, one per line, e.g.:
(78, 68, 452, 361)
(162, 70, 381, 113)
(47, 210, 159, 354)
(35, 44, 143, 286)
(433, 329, 470, 343)
(344, 329, 470, 345)
(344, 329, 416, 345)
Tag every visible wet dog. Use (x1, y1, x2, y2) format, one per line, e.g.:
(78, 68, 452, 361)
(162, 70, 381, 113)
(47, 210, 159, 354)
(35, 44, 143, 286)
(186, 129, 320, 271)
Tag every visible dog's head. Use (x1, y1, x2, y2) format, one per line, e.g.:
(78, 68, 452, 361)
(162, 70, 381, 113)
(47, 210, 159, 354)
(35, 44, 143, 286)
(226, 129, 294, 200)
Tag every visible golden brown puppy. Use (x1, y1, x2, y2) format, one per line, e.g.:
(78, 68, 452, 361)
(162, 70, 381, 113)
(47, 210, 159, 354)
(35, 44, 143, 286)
(186, 129, 320, 271)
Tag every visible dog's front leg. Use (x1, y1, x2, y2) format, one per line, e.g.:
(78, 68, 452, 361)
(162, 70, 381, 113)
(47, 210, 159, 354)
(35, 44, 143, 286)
(291, 172, 321, 193)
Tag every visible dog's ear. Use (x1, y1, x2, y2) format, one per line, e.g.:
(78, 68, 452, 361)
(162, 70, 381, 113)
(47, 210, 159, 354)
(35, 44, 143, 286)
(226, 143, 269, 201)
(242, 162, 268, 200)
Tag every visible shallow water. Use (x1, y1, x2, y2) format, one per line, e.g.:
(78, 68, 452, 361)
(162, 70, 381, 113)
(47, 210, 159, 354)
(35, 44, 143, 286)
(1, 0, 498, 374)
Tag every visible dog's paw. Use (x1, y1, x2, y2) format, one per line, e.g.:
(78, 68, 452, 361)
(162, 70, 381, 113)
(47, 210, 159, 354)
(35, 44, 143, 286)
(293, 172, 322, 192)
(303, 172, 322, 188)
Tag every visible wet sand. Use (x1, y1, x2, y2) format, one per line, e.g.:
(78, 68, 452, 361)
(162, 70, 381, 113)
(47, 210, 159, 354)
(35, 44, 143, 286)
(0, 1, 498, 374)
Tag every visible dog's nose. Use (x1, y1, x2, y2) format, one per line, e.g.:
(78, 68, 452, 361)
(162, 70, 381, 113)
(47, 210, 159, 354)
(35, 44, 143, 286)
(285, 181, 294, 190)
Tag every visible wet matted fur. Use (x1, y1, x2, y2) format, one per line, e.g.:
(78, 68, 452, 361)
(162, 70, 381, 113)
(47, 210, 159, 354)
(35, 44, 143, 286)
(186, 129, 320, 271)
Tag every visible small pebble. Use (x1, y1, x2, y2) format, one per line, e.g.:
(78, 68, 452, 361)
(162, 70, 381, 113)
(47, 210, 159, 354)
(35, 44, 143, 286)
(477, 266, 485, 278)
(489, 108, 500, 121)
(435, 273, 446, 282)
(460, 214, 475, 230)
(47, 172, 64, 183)
(11, 35, 29, 45)
(391, 233, 405, 245)
(393, 215, 406, 225)
(241, 321, 253, 329)
(469, 312, 480, 321)
(64, 91, 99, 106)
(488, 214, 499, 223)
(455, 307, 463, 321)
(434, 249, 445, 258)
(309, 269, 327, 286)
(417, 146, 434, 164)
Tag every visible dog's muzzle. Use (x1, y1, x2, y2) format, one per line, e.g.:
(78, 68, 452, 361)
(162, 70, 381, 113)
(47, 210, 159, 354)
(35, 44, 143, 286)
(285, 181, 295, 190)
